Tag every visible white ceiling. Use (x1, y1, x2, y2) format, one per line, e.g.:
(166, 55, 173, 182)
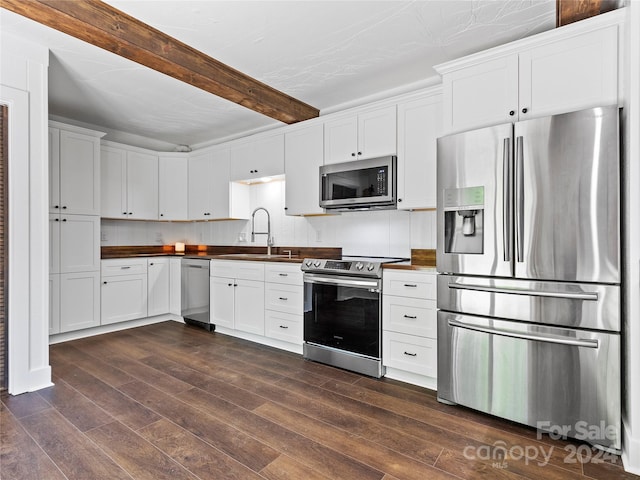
(0, 1, 556, 150)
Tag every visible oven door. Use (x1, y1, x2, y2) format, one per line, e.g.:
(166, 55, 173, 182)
(304, 273, 382, 358)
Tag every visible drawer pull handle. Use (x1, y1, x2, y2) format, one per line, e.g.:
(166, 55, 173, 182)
(278, 273, 288, 277)
(121, 266, 131, 269)
(279, 325, 289, 329)
(403, 351, 417, 357)
(279, 297, 288, 301)
(404, 284, 417, 288)
(403, 315, 417, 319)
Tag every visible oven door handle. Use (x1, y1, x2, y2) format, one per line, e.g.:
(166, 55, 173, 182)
(304, 274, 380, 290)
(448, 319, 599, 348)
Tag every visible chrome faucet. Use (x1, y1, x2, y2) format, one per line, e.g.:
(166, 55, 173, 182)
(250, 207, 274, 255)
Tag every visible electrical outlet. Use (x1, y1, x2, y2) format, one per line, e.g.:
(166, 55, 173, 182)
(316, 229, 322, 242)
(101, 231, 107, 242)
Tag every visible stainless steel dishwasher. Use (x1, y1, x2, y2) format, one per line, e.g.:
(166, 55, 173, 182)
(181, 258, 213, 331)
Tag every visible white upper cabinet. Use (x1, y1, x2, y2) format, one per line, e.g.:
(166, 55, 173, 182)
(188, 147, 250, 221)
(284, 123, 324, 216)
(49, 123, 104, 215)
(101, 143, 158, 220)
(324, 105, 396, 165)
(158, 154, 188, 220)
(437, 15, 621, 134)
(396, 90, 442, 210)
(229, 133, 285, 181)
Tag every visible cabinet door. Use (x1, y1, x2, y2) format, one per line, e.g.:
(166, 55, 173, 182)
(59, 215, 100, 273)
(397, 94, 442, 209)
(518, 25, 618, 121)
(101, 273, 148, 325)
(148, 258, 170, 316)
(127, 151, 158, 220)
(49, 274, 60, 335)
(284, 124, 324, 215)
(188, 150, 212, 220)
(60, 271, 100, 332)
(234, 279, 264, 335)
(210, 276, 235, 329)
(169, 257, 182, 315)
(358, 105, 397, 159)
(158, 155, 188, 220)
(324, 115, 358, 164)
(100, 146, 128, 218)
(253, 134, 285, 178)
(442, 55, 519, 134)
(209, 147, 236, 219)
(49, 128, 60, 213)
(229, 140, 254, 181)
(49, 214, 60, 274)
(59, 130, 100, 215)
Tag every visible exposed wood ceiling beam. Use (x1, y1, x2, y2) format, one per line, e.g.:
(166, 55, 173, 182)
(2, 0, 320, 124)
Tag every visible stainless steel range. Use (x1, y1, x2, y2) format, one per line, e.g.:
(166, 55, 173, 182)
(302, 256, 406, 377)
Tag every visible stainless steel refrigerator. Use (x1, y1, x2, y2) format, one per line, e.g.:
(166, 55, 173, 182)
(436, 105, 621, 452)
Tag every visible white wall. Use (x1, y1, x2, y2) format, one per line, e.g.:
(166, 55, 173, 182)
(0, 32, 52, 394)
(101, 179, 437, 257)
(622, 0, 640, 474)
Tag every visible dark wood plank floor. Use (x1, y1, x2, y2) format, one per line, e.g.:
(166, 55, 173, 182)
(1, 321, 636, 480)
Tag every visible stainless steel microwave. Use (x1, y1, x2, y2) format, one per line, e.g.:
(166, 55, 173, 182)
(319, 156, 397, 211)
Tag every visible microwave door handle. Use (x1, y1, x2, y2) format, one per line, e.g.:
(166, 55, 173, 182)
(503, 137, 512, 262)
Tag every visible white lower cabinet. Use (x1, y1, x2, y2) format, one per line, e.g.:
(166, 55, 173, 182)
(382, 269, 437, 388)
(60, 271, 101, 332)
(211, 260, 303, 349)
(264, 263, 303, 345)
(101, 259, 148, 325)
(169, 257, 182, 315)
(147, 258, 170, 317)
(210, 260, 265, 334)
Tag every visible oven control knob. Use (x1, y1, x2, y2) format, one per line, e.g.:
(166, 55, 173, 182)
(367, 263, 375, 271)
(313, 260, 321, 267)
(305, 260, 313, 267)
(355, 262, 364, 270)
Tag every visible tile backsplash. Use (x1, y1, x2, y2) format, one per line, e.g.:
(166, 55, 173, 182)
(101, 180, 436, 257)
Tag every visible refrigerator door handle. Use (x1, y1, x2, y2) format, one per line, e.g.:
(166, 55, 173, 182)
(448, 281, 599, 301)
(448, 319, 599, 348)
(515, 135, 524, 263)
(503, 137, 512, 262)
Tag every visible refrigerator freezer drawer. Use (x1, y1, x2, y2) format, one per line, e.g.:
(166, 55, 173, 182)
(437, 311, 621, 452)
(437, 275, 620, 332)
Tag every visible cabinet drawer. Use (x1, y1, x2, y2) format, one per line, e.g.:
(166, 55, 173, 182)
(265, 283, 303, 315)
(101, 258, 147, 277)
(383, 295, 436, 338)
(265, 263, 303, 285)
(265, 311, 303, 345)
(383, 331, 437, 377)
(383, 270, 436, 299)
(211, 260, 265, 281)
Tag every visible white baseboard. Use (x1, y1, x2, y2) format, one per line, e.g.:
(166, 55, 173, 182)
(383, 367, 437, 390)
(49, 314, 182, 345)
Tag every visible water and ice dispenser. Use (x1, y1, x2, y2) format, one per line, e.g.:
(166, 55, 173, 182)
(443, 186, 484, 254)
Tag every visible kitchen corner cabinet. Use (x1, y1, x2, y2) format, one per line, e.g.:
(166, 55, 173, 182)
(396, 91, 442, 210)
(101, 258, 148, 325)
(158, 154, 188, 220)
(147, 258, 170, 316)
(188, 147, 250, 220)
(101, 144, 159, 220)
(229, 133, 284, 182)
(210, 260, 265, 334)
(324, 105, 396, 165)
(284, 123, 324, 216)
(382, 269, 437, 389)
(49, 123, 104, 215)
(438, 19, 619, 134)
